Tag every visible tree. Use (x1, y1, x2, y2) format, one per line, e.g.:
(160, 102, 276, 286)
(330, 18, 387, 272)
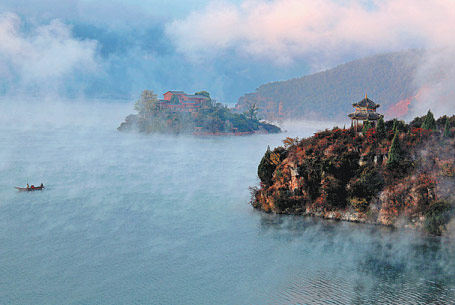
(377, 117, 386, 138)
(283, 137, 299, 148)
(421, 109, 436, 130)
(244, 103, 259, 121)
(392, 119, 398, 133)
(135, 90, 158, 115)
(387, 131, 401, 167)
(443, 118, 450, 138)
(195, 91, 210, 98)
(258, 146, 277, 186)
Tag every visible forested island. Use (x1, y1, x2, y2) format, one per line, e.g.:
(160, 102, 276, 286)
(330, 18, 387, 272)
(118, 90, 281, 135)
(251, 110, 455, 235)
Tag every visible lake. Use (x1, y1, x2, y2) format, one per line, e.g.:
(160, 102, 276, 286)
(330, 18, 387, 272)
(0, 100, 454, 304)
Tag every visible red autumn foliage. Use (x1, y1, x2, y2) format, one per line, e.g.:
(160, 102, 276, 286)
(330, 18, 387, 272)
(252, 116, 455, 232)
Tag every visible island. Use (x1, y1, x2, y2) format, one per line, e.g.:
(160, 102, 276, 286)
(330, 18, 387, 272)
(118, 90, 281, 135)
(251, 95, 454, 235)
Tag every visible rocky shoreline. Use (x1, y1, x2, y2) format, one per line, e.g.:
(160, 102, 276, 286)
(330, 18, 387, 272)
(251, 113, 455, 235)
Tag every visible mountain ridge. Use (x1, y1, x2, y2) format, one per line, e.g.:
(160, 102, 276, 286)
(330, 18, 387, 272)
(236, 50, 425, 121)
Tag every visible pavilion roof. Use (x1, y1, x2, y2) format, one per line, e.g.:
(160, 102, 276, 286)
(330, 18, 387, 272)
(348, 111, 383, 120)
(353, 94, 380, 109)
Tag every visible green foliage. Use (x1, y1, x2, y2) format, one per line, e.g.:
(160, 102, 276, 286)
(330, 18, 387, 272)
(349, 165, 384, 202)
(376, 117, 386, 138)
(387, 132, 401, 167)
(135, 90, 158, 115)
(244, 103, 259, 121)
(410, 116, 425, 129)
(392, 119, 406, 133)
(424, 200, 453, 235)
(258, 146, 276, 186)
(321, 174, 346, 208)
(421, 110, 436, 130)
(195, 91, 210, 98)
(257, 146, 288, 187)
(443, 119, 450, 138)
(274, 188, 301, 211)
(392, 119, 398, 132)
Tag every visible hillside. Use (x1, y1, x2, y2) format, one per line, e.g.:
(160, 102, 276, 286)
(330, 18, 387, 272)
(251, 113, 455, 235)
(236, 50, 424, 121)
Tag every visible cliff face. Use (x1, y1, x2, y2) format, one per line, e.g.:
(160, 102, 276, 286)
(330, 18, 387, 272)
(251, 118, 455, 235)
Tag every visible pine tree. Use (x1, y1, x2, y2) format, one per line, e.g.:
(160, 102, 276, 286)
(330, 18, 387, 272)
(421, 110, 436, 130)
(387, 132, 401, 167)
(258, 146, 275, 186)
(377, 117, 386, 138)
(392, 119, 398, 133)
(244, 103, 259, 121)
(443, 119, 450, 138)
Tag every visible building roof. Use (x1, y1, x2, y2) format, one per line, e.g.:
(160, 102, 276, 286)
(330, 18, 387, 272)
(348, 111, 383, 120)
(352, 94, 380, 109)
(165, 91, 185, 94)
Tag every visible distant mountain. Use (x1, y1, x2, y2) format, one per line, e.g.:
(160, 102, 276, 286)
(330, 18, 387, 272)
(236, 50, 425, 121)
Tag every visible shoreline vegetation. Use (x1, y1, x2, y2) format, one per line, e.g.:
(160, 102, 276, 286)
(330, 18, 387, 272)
(251, 111, 455, 235)
(118, 90, 281, 135)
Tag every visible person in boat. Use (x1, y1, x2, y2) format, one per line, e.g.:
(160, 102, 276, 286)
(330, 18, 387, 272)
(31, 185, 34, 189)
(40, 183, 43, 188)
(27, 183, 29, 188)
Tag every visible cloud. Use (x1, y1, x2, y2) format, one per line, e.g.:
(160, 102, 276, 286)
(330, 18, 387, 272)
(166, 0, 455, 66)
(407, 47, 455, 118)
(0, 12, 99, 96)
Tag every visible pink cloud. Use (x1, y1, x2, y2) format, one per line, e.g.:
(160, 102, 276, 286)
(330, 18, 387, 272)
(166, 0, 455, 66)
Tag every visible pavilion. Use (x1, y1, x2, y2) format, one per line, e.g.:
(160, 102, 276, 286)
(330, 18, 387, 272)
(348, 94, 383, 133)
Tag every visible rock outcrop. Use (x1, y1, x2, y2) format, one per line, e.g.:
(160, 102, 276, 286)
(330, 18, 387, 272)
(251, 116, 455, 235)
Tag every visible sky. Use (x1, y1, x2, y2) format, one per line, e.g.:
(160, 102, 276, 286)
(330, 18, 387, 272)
(0, 0, 454, 105)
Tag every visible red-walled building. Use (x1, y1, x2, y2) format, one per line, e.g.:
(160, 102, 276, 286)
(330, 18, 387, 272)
(159, 91, 210, 112)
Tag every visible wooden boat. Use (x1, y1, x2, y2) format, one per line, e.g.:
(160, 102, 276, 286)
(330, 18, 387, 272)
(15, 184, 45, 192)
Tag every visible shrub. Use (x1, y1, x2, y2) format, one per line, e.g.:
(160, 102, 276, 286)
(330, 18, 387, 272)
(348, 165, 384, 201)
(274, 188, 301, 211)
(350, 197, 369, 213)
(424, 200, 453, 235)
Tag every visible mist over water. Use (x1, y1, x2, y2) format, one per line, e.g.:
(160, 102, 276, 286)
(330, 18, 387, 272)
(1, 100, 454, 304)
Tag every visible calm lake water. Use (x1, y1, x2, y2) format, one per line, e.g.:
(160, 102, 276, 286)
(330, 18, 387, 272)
(0, 100, 454, 304)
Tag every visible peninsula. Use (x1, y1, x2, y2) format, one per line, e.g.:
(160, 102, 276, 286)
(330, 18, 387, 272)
(251, 95, 454, 235)
(118, 90, 281, 135)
